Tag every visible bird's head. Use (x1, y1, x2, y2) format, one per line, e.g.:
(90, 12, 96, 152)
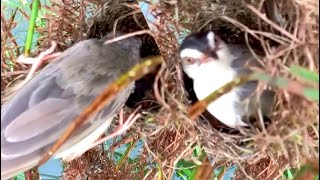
(179, 31, 233, 79)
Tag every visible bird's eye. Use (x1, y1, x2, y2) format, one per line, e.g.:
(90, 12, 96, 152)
(183, 57, 196, 65)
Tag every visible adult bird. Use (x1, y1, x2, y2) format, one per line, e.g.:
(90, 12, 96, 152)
(179, 31, 275, 128)
(1, 32, 142, 179)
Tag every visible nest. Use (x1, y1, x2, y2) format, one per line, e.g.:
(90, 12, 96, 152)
(1, 0, 319, 179)
(168, 0, 319, 179)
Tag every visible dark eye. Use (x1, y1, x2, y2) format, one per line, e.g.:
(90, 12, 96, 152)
(183, 57, 196, 65)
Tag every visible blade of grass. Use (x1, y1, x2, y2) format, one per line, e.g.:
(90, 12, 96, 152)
(24, 0, 40, 57)
(191, 150, 213, 180)
(215, 166, 226, 179)
(254, 72, 319, 101)
(157, 162, 164, 180)
(303, 88, 319, 102)
(290, 65, 319, 84)
(176, 171, 190, 180)
(176, 159, 195, 177)
(115, 140, 137, 170)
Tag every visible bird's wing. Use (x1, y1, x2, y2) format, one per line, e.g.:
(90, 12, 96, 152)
(1, 54, 133, 180)
(229, 44, 260, 101)
(1, 36, 140, 179)
(1, 72, 132, 179)
(1, 73, 78, 179)
(229, 44, 275, 116)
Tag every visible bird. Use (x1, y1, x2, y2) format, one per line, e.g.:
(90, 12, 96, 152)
(179, 31, 275, 128)
(1, 31, 142, 180)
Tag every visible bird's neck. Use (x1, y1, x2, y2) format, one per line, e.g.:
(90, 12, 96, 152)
(194, 60, 236, 83)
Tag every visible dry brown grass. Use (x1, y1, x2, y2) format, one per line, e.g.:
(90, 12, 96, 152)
(1, 0, 318, 179)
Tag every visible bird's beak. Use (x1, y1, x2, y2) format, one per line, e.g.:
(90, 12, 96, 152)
(199, 54, 212, 64)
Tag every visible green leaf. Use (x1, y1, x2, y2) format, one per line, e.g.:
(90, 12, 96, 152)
(293, 163, 318, 180)
(193, 145, 202, 156)
(176, 171, 190, 180)
(176, 159, 195, 179)
(290, 65, 319, 84)
(287, 170, 294, 179)
(157, 163, 163, 180)
(254, 73, 289, 88)
(175, 147, 209, 179)
(282, 167, 297, 179)
(13, 172, 26, 180)
(253, 72, 319, 101)
(303, 88, 319, 101)
(115, 141, 136, 169)
(215, 166, 225, 178)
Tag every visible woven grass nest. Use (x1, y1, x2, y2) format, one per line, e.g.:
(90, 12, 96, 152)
(1, 0, 318, 179)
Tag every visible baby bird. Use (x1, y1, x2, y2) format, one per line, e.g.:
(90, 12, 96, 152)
(179, 31, 274, 128)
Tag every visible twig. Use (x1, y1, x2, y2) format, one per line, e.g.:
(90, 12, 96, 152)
(221, 16, 290, 45)
(112, 9, 142, 35)
(17, 41, 60, 87)
(104, 30, 153, 44)
(246, 4, 301, 43)
(88, 106, 141, 149)
(1, 70, 28, 76)
(188, 75, 252, 120)
(153, 62, 171, 110)
(24, 166, 40, 180)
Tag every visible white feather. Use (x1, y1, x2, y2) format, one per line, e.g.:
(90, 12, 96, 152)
(182, 48, 248, 128)
(55, 117, 113, 161)
(180, 48, 205, 59)
(206, 31, 215, 49)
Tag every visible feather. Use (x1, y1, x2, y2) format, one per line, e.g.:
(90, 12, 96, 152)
(1, 33, 141, 180)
